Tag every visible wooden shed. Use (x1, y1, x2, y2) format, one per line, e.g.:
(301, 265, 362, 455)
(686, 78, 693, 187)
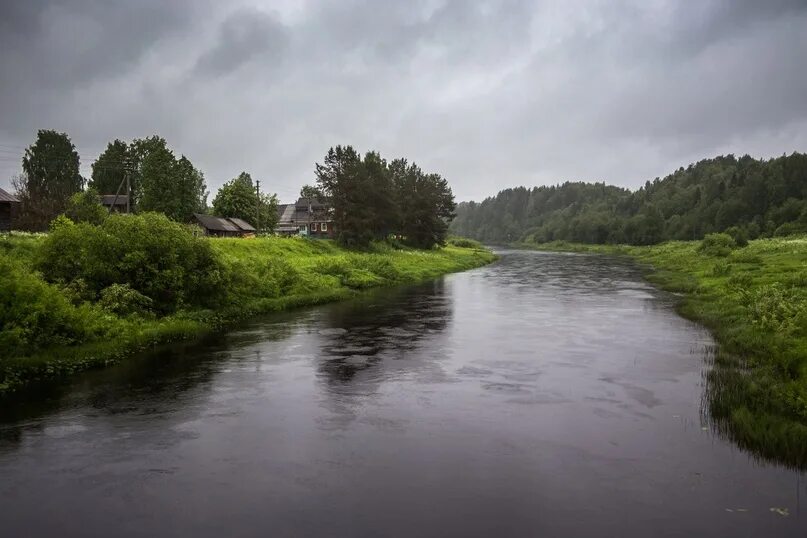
(0, 187, 20, 232)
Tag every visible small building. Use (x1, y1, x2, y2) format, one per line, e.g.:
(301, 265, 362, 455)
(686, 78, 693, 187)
(0, 187, 20, 232)
(276, 197, 335, 238)
(100, 194, 129, 213)
(192, 214, 256, 238)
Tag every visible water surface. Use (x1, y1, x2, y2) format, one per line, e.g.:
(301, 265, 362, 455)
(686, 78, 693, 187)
(1, 250, 804, 537)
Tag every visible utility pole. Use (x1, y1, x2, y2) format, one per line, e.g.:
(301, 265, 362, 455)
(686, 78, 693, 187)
(255, 180, 260, 235)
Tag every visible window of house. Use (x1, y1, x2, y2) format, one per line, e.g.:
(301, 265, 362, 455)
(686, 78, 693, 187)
(321, 222, 328, 231)
(311, 223, 318, 232)
(299, 224, 307, 232)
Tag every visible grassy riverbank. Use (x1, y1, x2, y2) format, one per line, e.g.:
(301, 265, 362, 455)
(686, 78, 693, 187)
(522, 237, 807, 467)
(0, 224, 494, 394)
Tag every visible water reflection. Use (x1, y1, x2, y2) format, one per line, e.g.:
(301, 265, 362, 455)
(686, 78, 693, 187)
(0, 250, 805, 537)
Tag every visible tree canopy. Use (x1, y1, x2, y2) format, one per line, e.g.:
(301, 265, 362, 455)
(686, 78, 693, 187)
(13, 130, 84, 230)
(211, 172, 278, 233)
(450, 153, 807, 245)
(315, 145, 455, 248)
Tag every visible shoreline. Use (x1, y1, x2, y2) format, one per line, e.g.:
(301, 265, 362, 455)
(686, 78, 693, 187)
(1, 238, 496, 395)
(514, 238, 807, 469)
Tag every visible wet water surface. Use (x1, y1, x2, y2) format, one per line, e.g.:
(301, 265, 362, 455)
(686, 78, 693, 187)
(1, 250, 804, 537)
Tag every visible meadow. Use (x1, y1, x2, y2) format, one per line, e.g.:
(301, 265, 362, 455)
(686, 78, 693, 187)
(524, 235, 807, 468)
(0, 216, 494, 394)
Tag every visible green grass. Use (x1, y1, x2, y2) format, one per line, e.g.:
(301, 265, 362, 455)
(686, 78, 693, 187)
(524, 236, 807, 468)
(0, 234, 494, 393)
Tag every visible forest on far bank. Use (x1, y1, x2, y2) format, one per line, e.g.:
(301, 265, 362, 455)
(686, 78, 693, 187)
(449, 153, 807, 245)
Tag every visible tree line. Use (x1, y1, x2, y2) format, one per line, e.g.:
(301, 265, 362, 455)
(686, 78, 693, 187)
(310, 145, 456, 248)
(11, 130, 278, 232)
(7, 132, 457, 249)
(450, 153, 807, 245)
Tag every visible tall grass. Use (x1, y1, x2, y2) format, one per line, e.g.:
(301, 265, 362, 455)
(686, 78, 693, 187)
(0, 231, 495, 393)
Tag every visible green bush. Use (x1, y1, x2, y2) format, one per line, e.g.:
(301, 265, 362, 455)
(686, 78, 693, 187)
(738, 283, 805, 334)
(98, 283, 154, 316)
(774, 222, 806, 237)
(0, 254, 107, 357)
(710, 261, 732, 277)
(697, 233, 737, 257)
(724, 226, 749, 247)
(64, 188, 108, 225)
(37, 212, 226, 313)
(447, 236, 483, 249)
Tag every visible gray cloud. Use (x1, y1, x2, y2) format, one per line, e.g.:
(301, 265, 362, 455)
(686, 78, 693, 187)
(0, 0, 805, 202)
(194, 8, 288, 77)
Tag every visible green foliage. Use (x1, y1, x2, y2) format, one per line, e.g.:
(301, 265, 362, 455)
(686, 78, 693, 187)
(697, 233, 737, 257)
(447, 236, 483, 249)
(98, 283, 154, 316)
(64, 187, 108, 225)
(211, 172, 278, 233)
(139, 142, 207, 222)
(315, 146, 455, 249)
(451, 153, 807, 247)
(737, 283, 805, 334)
(0, 254, 106, 357)
(725, 226, 749, 247)
(37, 212, 226, 313)
(13, 130, 84, 231)
(90, 139, 130, 195)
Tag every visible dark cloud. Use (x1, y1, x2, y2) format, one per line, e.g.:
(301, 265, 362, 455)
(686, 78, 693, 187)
(194, 8, 288, 77)
(0, 0, 805, 202)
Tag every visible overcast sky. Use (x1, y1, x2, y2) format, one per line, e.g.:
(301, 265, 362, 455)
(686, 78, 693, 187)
(1, 0, 806, 202)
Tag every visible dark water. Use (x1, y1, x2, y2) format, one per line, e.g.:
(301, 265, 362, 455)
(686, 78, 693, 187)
(1, 250, 804, 537)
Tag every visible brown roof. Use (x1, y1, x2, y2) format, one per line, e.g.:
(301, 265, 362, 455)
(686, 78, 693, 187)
(0, 187, 20, 203)
(100, 194, 129, 206)
(193, 213, 240, 233)
(228, 217, 256, 232)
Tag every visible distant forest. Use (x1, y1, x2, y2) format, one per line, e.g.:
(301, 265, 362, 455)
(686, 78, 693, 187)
(449, 153, 807, 245)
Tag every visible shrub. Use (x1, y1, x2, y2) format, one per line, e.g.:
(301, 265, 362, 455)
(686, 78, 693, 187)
(38, 212, 226, 313)
(738, 283, 805, 334)
(64, 188, 108, 225)
(447, 236, 483, 249)
(774, 222, 805, 237)
(0, 254, 105, 357)
(697, 233, 737, 257)
(98, 283, 154, 316)
(724, 226, 749, 248)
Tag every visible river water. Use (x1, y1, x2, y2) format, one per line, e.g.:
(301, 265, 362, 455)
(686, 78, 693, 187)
(0, 250, 804, 537)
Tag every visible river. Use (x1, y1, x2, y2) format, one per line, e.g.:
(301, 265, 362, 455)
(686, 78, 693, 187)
(0, 250, 804, 537)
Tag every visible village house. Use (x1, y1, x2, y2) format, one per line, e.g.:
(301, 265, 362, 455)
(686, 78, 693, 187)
(276, 197, 335, 238)
(0, 187, 20, 232)
(100, 194, 129, 213)
(191, 213, 257, 238)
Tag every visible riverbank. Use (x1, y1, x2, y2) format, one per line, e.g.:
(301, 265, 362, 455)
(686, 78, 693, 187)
(0, 230, 494, 394)
(521, 237, 807, 468)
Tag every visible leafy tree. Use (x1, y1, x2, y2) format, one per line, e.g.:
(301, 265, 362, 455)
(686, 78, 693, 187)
(212, 172, 278, 233)
(300, 184, 324, 200)
(90, 139, 130, 196)
(13, 130, 84, 230)
(391, 159, 455, 248)
(64, 187, 107, 225)
(138, 144, 207, 222)
(315, 145, 373, 247)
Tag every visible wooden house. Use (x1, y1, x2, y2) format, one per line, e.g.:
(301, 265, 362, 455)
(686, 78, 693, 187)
(276, 197, 335, 238)
(0, 187, 20, 232)
(192, 214, 257, 238)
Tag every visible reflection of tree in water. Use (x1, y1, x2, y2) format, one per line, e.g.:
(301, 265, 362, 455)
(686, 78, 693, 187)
(0, 315, 301, 449)
(315, 280, 453, 386)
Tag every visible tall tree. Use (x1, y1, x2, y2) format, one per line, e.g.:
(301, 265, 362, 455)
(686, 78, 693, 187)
(391, 159, 456, 248)
(14, 130, 84, 230)
(212, 172, 278, 233)
(315, 145, 372, 247)
(138, 145, 206, 222)
(89, 139, 130, 196)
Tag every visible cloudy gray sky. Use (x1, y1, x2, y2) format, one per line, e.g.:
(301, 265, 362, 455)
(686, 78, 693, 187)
(1, 0, 806, 202)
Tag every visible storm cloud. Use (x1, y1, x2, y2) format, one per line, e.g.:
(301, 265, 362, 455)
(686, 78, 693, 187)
(1, 0, 805, 202)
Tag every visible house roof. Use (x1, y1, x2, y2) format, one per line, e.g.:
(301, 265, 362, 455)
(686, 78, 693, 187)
(193, 213, 240, 233)
(100, 194, 129, 206)
(228, 217, 256, 232)
(0, 187, 20, 203)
